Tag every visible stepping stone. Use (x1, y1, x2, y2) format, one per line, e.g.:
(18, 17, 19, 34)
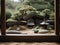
(39, 29, 49, 33)
(6, 30, 27, 34)
(6, 30, 21, 34)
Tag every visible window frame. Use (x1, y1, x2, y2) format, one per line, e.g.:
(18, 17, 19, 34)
(0, 0, 60, 42)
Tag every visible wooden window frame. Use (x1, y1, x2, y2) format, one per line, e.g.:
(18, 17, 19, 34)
(0, 0, 60, 42)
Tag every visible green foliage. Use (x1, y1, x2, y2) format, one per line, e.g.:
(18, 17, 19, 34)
(14, 5, 37, 21)
(42, 9, 50, 14)
(19, 5, 36, 11)
(5, 0, 54, 22)
(14, 12, 23, 21)
(6, 11, 12, 20)
(49, 11, 54, 19)
(6, 0, 14, 9)
(23, 0, 54, 11)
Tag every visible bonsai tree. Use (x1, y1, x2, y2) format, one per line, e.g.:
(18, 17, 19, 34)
(14, 5, 37, 21)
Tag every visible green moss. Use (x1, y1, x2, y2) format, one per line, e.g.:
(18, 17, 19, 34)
(34, 29, 39, 33)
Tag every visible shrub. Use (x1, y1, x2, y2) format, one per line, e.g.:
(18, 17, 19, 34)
(6, 11, 12, 20)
